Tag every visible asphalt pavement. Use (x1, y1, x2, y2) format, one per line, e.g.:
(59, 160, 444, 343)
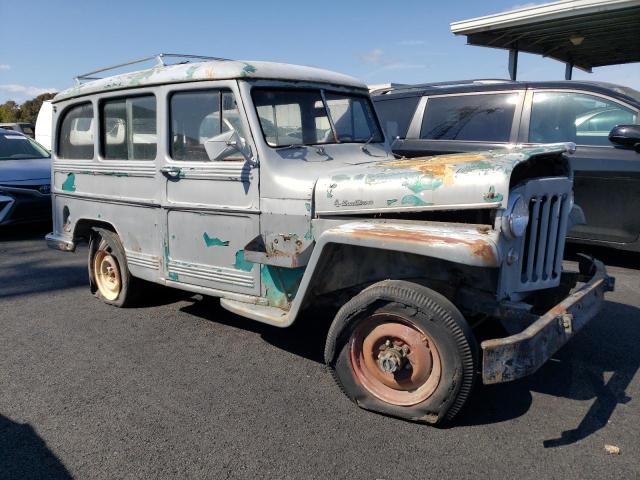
(1, 225, 639, 479)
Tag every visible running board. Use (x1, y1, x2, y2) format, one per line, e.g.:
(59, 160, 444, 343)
(220, 298, 290, 327)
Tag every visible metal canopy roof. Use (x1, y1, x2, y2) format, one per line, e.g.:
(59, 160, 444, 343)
(451, 0, 640, 74)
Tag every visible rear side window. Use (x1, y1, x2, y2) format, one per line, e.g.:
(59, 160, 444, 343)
(101, 95, 157, 160)
(170, 90, 247, 161)
(529, 91, 638, 146)
(373, 96, 420, 139)
(58, 103, 94, 159)
(420, 93, 518, 142)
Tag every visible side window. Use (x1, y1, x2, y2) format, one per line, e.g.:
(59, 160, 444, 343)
(373, 96, 420, 139)
(170, 89, 247, 161)
(420, 93, 518, 142)
(58, 103, 94, 159)
(529, 91, 638, 146)
(101, 95, 157, 160)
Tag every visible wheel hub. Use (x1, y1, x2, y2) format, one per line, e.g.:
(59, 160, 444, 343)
(350, 314, 441, 406)
(93, 248, 122, 301)
(377, 340, 409, 373)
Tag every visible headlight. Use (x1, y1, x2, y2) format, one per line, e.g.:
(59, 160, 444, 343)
(506, 195, 529, 238)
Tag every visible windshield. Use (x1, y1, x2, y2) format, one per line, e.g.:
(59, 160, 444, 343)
(252, 88, 383, 148)
(0, 132, 50, 160)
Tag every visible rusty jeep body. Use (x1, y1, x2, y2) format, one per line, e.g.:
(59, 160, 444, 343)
(46, 54, 613, 424)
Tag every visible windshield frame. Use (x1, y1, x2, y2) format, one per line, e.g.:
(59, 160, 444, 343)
(0, 131, 50, 161)
(250, 86, 385, 149)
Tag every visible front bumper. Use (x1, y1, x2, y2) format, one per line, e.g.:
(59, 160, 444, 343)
(481, 257, 614, 384)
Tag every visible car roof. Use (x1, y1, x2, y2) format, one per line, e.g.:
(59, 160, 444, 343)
(0, 127, 24, 134)
(54, 59, 367, 103)
(371, 79, 640, 107)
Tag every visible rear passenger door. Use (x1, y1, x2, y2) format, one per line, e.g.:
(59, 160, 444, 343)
(159, 82, 260, 295)
(521, 89, 640, 247)
(392, 91, 525, 158)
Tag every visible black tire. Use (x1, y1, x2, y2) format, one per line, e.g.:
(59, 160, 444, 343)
(324, 280, 478, 424)
(88, 227, 138, 307)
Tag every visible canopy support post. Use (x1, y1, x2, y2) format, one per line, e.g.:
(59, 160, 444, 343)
(565, 62, 573, 80)
(508, 48, 519, 81)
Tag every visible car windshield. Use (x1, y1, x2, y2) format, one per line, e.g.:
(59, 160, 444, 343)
(0, 132, 50, 160)
(252, 88, 383, 147)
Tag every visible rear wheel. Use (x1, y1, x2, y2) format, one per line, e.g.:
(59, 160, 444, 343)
(325, 280, 478, 424)
(88, 228, 137, 307)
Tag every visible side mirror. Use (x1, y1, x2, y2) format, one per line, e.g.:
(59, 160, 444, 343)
(609, 125, 640, 152)
(204, 129, 246, 161)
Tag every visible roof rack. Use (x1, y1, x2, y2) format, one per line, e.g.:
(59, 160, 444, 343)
(375, 79, 513, 94)
(74, 53, 231, 85)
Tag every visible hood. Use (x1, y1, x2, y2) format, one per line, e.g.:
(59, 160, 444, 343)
(0, 158, 51, 185)
(315, 145, 569, 215)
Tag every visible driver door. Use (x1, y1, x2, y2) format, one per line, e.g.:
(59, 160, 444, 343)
(160, 83, 260, 295)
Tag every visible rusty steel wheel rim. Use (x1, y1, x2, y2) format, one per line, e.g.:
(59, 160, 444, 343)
(349, 313, 442, 406)
(94, 247, 121, 301)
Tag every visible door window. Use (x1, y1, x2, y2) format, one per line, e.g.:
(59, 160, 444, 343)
(101, 95, 157, 160)
(170, 90, 247, 161)
(58, 103, 94, 159)
(420, 93, 518, 142)
(529, 91, 638, 146)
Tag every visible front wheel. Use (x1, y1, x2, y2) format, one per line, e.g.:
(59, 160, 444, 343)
(325, 280, 478, 424)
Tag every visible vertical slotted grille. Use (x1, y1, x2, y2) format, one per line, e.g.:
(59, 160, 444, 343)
(520, 193, 570, 285)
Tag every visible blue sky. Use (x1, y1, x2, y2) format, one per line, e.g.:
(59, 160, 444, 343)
(1, 0, 638, 103)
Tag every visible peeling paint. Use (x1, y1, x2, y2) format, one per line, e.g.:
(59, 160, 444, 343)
(403, 175, 443, 193)
(261, 265, 306, 309)
(61, 173, 76, 192)
(386, 199, 398, 206)
(233, 250, 254, 272)
(203, 233, 230, 247)
(401, 194, 431, 206)
(304, 202, 311, 212)
(483, 186, 504, 203)
(163, 241, 178, 281)
(327, 183, 337, 198)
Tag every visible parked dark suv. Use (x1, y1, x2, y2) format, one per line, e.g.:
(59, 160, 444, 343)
(372, 80, 640, 252)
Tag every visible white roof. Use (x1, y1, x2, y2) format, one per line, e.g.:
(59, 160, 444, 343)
(54, 59, 367, 102)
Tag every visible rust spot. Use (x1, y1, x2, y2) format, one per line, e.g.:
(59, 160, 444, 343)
(384, 154, 489, 187)
(345, 226, 497, 265)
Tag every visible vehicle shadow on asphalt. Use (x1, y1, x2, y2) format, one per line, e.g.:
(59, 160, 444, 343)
(565, 243, 640, 270)
(0, 414, 73, 480)
(453, 300, 639, 448)
(181, 298, 334, 364)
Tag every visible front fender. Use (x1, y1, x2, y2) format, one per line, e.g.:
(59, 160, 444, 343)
(313, 221, 501, 268)
(272, 220, 502, 327)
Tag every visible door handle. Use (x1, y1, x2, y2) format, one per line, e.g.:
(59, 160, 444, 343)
(160, 166, 182, 178)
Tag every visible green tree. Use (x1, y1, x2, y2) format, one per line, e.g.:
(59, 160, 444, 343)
(0, 100, 20, 123)
(0, 92, 57, 124)
(18, 92, 56, 124)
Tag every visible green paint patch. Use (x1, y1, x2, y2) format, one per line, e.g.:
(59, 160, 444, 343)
(326, 183, 337, 198)
(401, 194, 431, 206)
(203, 233, 229, 247)
(233, 250, 254, 272)
(163, 241, 179, 281)
(62, 173, 76, 192)
(304, 228, 313, 241)
(331, 174, 351, 182)
(261, 265, 306, 308)
(386, 198, 398, 206)
(304, 202, 311, 212)
(403, 175, 443, 193)
(353, 174, 365, 180)
(241, 64, 257, 76)
(185, 65, 199, 79)
(483, 186, 504, 203)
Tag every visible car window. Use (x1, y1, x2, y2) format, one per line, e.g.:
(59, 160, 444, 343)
(170, 90, 247, 161)
(58, 103, 94, 159)
(101, 95, 157, 160)
(0, 132, 50, 160)
(374, 96, 421, 139)
(252, 88, 383, 147)
(420, 93, 518, 142)
(529, 91, 638, 146)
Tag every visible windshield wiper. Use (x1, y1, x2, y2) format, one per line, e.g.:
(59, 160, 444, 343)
(361, 135, 384, 157)
(275, 144, 307, 151)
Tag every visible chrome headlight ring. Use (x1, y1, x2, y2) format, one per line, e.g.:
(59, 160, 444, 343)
(504, 194, 529, 239)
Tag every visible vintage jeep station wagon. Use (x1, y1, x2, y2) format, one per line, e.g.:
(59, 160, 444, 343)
(46, 54, 613, 424)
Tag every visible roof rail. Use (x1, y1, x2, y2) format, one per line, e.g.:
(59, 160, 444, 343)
(376, 79, 513, 94)
(74, 53, 231, 85)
